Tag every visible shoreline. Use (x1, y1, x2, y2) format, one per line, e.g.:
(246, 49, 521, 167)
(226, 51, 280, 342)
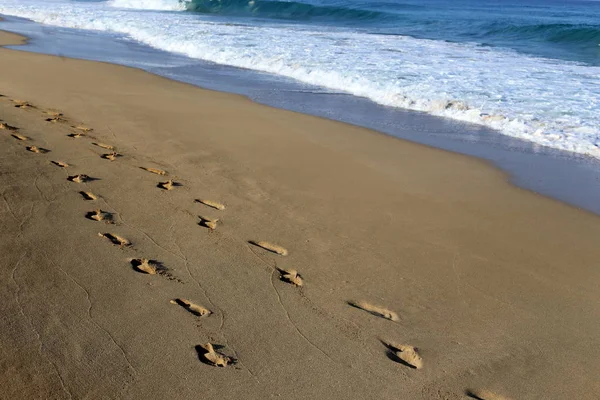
(3, 15, 600, 217)
(1, 28, 600, 400)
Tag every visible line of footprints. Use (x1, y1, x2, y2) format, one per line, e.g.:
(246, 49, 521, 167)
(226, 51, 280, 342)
(1, 97, 507, 400)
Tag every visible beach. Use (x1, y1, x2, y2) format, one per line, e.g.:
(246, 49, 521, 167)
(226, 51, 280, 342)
(1, 27, 600, 400)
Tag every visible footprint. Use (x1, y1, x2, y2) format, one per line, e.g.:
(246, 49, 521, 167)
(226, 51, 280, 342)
(86, 209, 114, 223)
(466, 390, 511, 400)
(130, 258, 165, 275)
(348, 301, 399, 322)
(249, 241, 288, 256)
(93, 142, 114, 150)
(71, 125, 93, 132)
(171, 298, 211, 316)
(67, 132, 85, 138)
(98, 233, 131, 247)
(51, 161, 69, 168)
(157, 180, 181, 190)
(80, 191, 97, 201)
(0, 122, 18, 131)
(141, 167, 167, 176)
(13, 100, 34, 109)
(277, 268, 303, 287)
(11, 133, 28, 141)
(45, 116, 66, 123)
(383, 342, 423, 369)
(198, 216, 218, 230)
(195, 199, 225, 210)
(101, 152, 121, 161)
(26, 146, 50, 154)
(68, 174, 98, 183)
(195, 343, 235, 367)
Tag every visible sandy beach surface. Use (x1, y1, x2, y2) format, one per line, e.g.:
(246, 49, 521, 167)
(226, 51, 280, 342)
(1, 29, 599, 400)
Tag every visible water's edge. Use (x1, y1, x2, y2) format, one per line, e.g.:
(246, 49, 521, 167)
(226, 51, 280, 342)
(2, 15, 600, 216)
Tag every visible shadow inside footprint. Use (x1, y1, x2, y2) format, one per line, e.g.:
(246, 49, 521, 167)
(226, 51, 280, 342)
(45, 117, 66, 123)
(14, 101, 34, 109)
(131, 258, 166, 274)
(347, 301, 399, 322)
(198, 216, 218, 230)
(101, 152, 122, 161)
(277, 267, 304, 287)
(26, 146, 50, 154)
(465, 390, 508, 400)
(68, 175, 100, 183)
(99, 233, 131, 247)
(466, 392, 485, 400)
(79, 191, 97, 201)
(140, 166, 167, 176)
(173, 298, 211, 316)
(85, 209, 114, 223)
(157, 180, 182, 190)
(194, 344, 237, 367)
(0, 122, 18, 130)
(248, 240, 288, 256)
(380, 341, 422, 369)
(51, 161, 69, 168)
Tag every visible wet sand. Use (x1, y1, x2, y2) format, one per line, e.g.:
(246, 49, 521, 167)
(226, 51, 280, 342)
(1, 29, 599, 399)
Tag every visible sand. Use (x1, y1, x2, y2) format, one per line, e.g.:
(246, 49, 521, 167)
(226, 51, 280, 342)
(1, 28, 599, 400)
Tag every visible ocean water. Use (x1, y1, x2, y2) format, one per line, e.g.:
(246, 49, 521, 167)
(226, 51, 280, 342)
(0, 0, 599, 158)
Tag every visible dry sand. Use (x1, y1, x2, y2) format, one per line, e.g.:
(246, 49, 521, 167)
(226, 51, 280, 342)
(1, 28, 599, 400)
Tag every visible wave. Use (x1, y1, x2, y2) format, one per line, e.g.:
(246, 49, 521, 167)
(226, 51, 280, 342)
(109, 0, 397, 22)
(187, 0, 387, 22)
(1, 0, 599, 160)
(481, 22, 600, 47)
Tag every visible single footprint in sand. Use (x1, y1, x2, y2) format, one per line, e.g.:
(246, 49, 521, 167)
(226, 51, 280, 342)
(26, 146, 50, 154)
(80, 191, 97, 201)
(71, 125, 93, 132)
(348, 300, 399, 322)
(86, 209, 114, 223)
(11, 133, 28, 141)
(171, 298, 211, 317)
(93, 142, 114, 150)
(383, 342, 423, 369)
(141, 167, 167, 175)
(466, 390, 511, 400)
(13, 100, 34, 109)
(68, 174, 98, 183)
(158, 180, 181, 190)
(277, 267, 303, 287)
(195, 199, 225, 210)
(98, 233, 131, 247)
(196, 343, 235, 367)
(249, 241, 288, 256)
(198, 216, 218, 230)
(68, 132, 85, 138)
(45, 116, 66, 123)
(101, 152, 121, 161)
(51, 161, 69, 168)
(0, 122, 18, 131)
(130, 258, 164, 274)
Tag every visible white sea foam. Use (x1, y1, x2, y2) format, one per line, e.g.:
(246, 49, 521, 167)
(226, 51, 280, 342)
(1, 0, 599, 158)
(108, 0, 187, 11)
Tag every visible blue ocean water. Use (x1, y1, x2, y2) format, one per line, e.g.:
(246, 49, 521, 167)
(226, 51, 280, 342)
(0, 0, 599, 158)
(180, 0, 600, 65)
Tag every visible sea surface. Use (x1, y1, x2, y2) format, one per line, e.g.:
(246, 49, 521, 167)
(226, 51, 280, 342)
(0, 0, 599, 158)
